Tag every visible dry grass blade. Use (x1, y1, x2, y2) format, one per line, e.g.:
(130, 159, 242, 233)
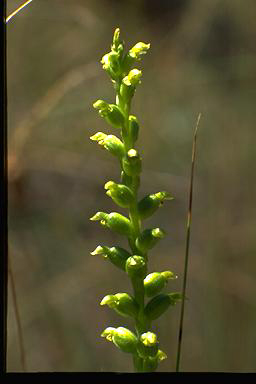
(8, 254, 27, 372)
(175, 113, 201, 372)
(6, 0, 34, 24)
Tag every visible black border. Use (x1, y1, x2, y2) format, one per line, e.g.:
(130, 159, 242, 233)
(1, 2, 256, 379)
(1, 0, 7, 375)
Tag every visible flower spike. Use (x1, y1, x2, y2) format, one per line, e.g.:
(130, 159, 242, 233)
(90, 28, 179, 372)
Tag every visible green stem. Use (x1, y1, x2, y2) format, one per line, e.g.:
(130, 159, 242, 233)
(116, 79, 150, 372)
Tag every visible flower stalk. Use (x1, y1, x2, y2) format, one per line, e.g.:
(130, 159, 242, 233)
(90, 28, 181, 372)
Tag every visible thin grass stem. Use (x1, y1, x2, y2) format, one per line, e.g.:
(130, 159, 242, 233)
(8, 254, 27, 372)
(175, 113, 201, 372)
(6, 0, 34, 24)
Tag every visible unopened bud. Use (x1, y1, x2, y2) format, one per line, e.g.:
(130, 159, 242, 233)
(104, 181, 134, 208)
(93, 100, 124, 129)
(121, 42, 150, 74)
(122, 69, 142, 87)
(129, 42, 150, 60)
(90, 211, 132, 237)
(100, 293, 139, 318)
(138, 192, 173, 220)
(137, 332, 159, 358)
(111, 28, 123, 53)
(144, 271, 177, 297)
(129, 115, 139, 143)
(120, 69, 142, 101)
(135, 228, 165, 254)
(122, 149, 142, 177)
(101, 327, 116, 342)
(144, 293, 182, 321)
(90, 132, 125, 158)
(101, 51, 120, 77)
(90, 245, 131, 271)
(125, 255, 147, 279)
(101, 327, 138, 354)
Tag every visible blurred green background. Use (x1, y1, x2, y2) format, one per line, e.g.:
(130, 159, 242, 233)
(7, 0, 256, 372)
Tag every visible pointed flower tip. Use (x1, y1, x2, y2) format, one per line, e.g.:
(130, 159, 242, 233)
(104, 180, 115, 190)
(157, 350, 167, 362)
(89, 212, 104, 221)
(90, 132, 107, 141)
(114, 27, 120, 38)
(101, 327, 116, 341)
(90, 245, 104, 255)
(162, 191, 174, 200)
(93, 99, 108, 110)
(129, 42, 151, 59)
(152, 228, 166, 238)
(123, 69, 142, 86)
(100, 295, 113, 306)
(162, 270, 177, 280)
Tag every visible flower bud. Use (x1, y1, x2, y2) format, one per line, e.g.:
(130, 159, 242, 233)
(142, 349, 167, 372)
(90, 211, 132, 237)
(101, 327, 138, 354)
(138, 191, 173, 220)
(93, 100, 124, 129)
(120, 70, 142, 101)
(104, 181, 134, 208)
(101, 51, 120, 77)
(129, 115, 139, 143)
(90, 245, 131, 271)
(157, 349, 167, 362)
(101, 326, 116, 341)
(125, 255, 147, 279)
(144, 271, 177, 297)
(121, 42, 150, 74)
(111, 28, 122, 53)
(129, 42, 150, 60)
(90, 211, 108, 223)
(135, 228, 165, 254)
(137, 332, 159, 358)
(122, 149, 142, 177)
(123, 69, 142, 87)
(90, 132, 125, 158)
(100, 293, 139, 318)
(144, 293, 182, 321)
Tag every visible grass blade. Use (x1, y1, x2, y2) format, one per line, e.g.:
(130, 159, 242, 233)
(8, 254, 27, 372)
(175, 113, 201, 372)
(6, 0, 34, 24)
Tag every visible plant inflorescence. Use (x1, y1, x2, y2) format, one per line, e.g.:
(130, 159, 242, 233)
(90, 28, 181, 372)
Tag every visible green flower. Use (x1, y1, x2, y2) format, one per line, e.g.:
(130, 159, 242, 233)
(129, 42, 150, 60)
(101, 327, 138, 354)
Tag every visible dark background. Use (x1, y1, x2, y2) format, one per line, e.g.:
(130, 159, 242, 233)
(7, 0, 256, 372)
